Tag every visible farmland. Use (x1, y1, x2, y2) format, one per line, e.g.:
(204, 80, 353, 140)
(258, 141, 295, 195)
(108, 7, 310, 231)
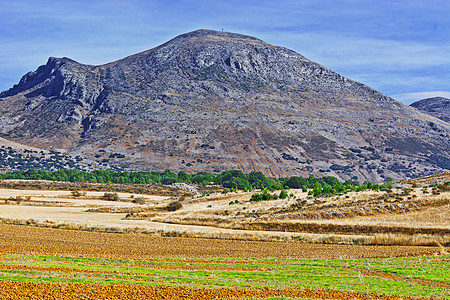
(0, 177, 448, 245)
(0, 173, 449, 299)
(0, 224, 449, 299)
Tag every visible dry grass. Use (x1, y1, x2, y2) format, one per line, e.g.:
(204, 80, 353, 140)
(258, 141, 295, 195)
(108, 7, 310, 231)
(0, 179, 448, 247)
(0, 180, 194, 197)
(371, 233, 449, 247)
(399, 171, 450, 186)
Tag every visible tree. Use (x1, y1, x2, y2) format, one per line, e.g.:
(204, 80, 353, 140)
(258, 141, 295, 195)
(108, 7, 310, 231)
(313, 182, 323, 196)
(177, 171, 189, 182)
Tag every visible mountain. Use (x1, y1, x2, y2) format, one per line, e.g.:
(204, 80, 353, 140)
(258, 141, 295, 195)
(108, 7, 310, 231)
(1, 29, 449, 181)
(410, 97, 450, 123)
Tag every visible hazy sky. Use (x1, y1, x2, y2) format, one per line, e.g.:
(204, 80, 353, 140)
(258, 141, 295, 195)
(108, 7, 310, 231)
(1, 0, 449, 104)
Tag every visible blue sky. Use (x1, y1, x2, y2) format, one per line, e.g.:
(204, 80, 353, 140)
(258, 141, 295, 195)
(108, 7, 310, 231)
(1, 0, 449, 104)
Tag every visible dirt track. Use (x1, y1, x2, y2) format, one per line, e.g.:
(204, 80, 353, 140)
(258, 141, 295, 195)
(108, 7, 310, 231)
(0, 224, 443, 259)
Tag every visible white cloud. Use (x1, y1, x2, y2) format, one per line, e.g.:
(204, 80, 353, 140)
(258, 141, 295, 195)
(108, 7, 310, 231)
(391, 91, 450, 104)
(264, 32, 450, 72)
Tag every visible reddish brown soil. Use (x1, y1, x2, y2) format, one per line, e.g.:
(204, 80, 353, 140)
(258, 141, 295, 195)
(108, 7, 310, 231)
(0, 224, 443, 260)
(0, 281, 436, 300)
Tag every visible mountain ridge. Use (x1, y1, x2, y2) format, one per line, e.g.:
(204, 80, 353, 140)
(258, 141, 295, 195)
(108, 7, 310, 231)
(1, 29, 449, 181)
(410, 97, 450, 123)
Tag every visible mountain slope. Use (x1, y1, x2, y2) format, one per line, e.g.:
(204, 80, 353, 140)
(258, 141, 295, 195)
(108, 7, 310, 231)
(1, 29, 449, 181)
(410, 97, 450, 123)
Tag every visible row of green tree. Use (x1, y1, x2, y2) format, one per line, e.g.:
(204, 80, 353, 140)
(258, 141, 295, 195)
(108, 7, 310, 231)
(0, 168, 383, 191)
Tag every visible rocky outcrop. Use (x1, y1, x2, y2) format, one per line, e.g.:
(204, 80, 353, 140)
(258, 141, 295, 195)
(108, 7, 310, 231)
(410, 97, 450, 123)
(1, 29, 449, 181)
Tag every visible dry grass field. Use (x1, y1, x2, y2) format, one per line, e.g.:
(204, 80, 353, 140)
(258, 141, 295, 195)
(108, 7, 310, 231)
(0, 175, 449, 246)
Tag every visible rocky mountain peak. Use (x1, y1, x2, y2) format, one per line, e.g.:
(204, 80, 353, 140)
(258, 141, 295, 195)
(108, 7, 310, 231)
(0, 29, 449, 181)
(170, 29, 265, 42)
(0, 56, 84, 99)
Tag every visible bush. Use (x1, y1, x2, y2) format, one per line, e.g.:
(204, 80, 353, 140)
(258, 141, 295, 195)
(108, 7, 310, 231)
(9, 196, 24, 204)
(313, 187, 322, 197)
(103, 193, 119, 201)
(251, 190, 280, 201)
(251, 193, 264, 202)
(438, 184, 450, 192)
(71, 190, 86, 197)
(167, 201, 183, 211)
(132, 197, 146, 205)
(279, 189, 288, 199)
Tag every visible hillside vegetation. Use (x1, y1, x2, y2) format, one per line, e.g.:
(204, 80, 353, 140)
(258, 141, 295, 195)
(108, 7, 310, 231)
(0, 168, 388, 192)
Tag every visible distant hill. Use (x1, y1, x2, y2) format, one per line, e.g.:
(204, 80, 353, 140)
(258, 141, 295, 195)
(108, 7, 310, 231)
(410, 97, 450, 123)
(1, 29, 449, 181)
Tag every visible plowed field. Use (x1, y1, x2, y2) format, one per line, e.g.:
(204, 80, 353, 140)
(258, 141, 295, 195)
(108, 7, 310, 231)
(0, 224, 443, 259)
(0, 224, 449, 299)
(0, 281, 442, 300)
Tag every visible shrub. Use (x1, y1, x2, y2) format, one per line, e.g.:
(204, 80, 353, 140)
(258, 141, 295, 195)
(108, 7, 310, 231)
(438, 184, 450, 192)
(251, 193, 264, 202)
(167, 201, 183, 211)
(71, 190, 86, 197)
(313, 187, 322, 197)
(132, 197, 146, 205)
(9, 196, 23, 204)
(279, 189, 288, 199)
(103, 193, 119, 201)
(251, 190, 281, 201)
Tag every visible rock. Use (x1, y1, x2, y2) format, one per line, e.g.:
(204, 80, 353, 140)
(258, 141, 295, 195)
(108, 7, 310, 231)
(171, 183, 198, 193)
(57, 107, 83, 123)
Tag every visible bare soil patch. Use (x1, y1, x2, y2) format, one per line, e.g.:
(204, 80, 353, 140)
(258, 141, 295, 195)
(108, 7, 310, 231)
(0, 281, 433, 300)
(0, 224, 443, 259)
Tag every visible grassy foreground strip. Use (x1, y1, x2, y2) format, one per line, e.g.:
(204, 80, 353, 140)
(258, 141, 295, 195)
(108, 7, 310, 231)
(0, 253, 448, 299)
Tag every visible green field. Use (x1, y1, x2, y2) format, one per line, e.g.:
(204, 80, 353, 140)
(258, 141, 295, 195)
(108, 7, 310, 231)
(0, 253, 448, 299)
